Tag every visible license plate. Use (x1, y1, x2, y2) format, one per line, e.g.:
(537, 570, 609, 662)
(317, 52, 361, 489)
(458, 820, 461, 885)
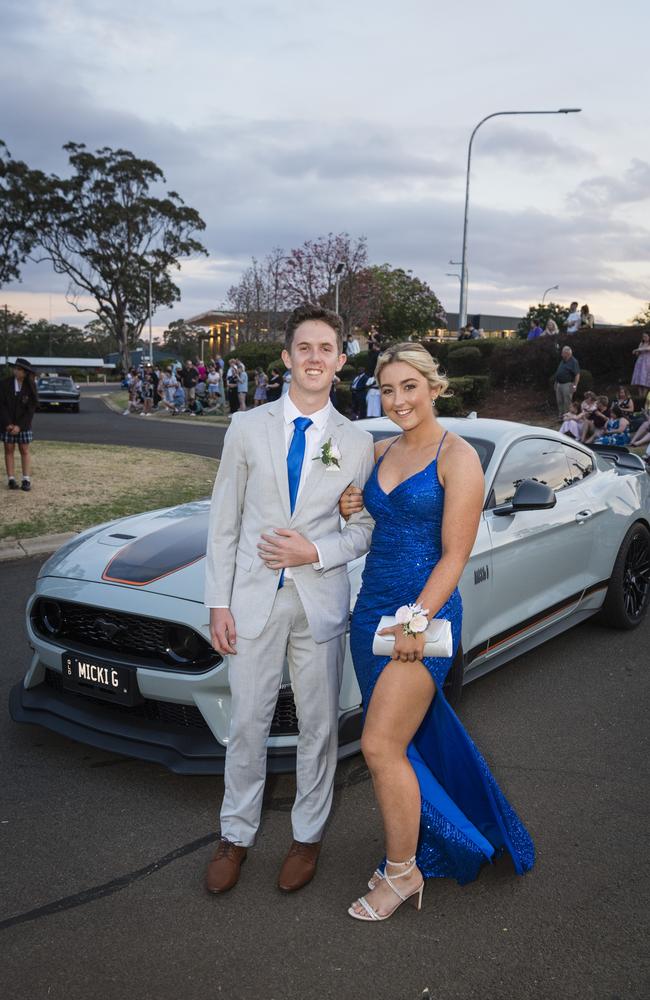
(61, 653, 140, 706)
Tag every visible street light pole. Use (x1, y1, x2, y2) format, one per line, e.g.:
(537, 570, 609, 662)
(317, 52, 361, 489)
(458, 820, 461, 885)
(542, 284, 559, 304)
(147, 273, 153, 364)
(458, 107, 581, 331)
(334, 262, 345, 316)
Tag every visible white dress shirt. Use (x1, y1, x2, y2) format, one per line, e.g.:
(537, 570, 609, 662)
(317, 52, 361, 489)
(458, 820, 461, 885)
(210, 394, 331, 605)
(281, 394, 330, 579)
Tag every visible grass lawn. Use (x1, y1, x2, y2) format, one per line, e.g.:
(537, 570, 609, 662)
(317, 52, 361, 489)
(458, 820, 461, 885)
(1, 441, 219, 541)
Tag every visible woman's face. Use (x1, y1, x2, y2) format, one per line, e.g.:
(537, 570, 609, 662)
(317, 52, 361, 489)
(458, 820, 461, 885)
(642, 333, 650, 345)
(618, 387, 626, 399)
(13, 366, 25, 380)
(379, 360, 438, 431)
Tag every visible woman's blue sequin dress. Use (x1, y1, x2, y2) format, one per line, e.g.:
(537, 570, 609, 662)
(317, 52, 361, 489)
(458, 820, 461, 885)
(350, 441, 535, 885)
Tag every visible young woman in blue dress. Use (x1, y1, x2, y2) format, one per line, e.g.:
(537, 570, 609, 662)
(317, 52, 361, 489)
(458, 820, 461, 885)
(339, 343, 534, 922)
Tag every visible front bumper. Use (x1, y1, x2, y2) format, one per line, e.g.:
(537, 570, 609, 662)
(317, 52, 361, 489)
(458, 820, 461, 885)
(9, 671, 363, 775)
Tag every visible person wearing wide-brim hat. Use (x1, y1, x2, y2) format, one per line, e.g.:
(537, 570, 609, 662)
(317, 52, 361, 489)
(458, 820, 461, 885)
(0, 358, 39, 491)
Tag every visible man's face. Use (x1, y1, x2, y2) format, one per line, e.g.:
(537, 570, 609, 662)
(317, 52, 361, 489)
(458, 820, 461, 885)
(282, 320, 345, 395)
(562, 348, 572, 359)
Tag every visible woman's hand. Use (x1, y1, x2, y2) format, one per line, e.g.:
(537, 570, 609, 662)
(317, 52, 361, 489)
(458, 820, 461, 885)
(339, 485, 364, 520)
(378, 624, 426, 663)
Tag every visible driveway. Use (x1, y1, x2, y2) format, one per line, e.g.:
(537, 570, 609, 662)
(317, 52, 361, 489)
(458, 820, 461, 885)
(34, 392, 227, 459)
(1, 557, 647, 999)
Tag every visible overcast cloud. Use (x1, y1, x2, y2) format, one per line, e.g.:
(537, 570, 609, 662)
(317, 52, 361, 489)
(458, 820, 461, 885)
(2, 0, 650, 328)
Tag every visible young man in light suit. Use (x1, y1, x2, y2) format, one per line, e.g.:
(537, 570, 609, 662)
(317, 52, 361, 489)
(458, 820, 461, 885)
(204, 304, 375, 894)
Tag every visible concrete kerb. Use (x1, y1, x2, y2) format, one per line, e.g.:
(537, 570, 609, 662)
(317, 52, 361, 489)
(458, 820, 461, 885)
(0, 531, 78, 564)
(101, 394, 230, 427)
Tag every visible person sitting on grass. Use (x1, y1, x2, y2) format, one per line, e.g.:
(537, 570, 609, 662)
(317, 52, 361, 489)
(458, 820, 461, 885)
(615, 385, 634, 419)
(559, 401, 582, 439)
(594, 404, 630, 447)
(581, 396, 610, 443)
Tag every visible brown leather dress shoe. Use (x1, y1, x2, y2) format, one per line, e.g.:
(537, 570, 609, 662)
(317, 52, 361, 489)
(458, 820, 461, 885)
(206, 839, 247, 894)
(277, 840, 321, 893)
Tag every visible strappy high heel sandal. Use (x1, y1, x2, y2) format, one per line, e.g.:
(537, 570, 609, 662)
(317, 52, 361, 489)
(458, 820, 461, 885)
(348, 856, 424, 922)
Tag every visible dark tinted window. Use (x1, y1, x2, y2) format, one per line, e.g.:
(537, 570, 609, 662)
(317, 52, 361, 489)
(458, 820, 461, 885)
(488, 438, 573, 507)
(369, 430, 494, 472)
(562, 444, 594, 483)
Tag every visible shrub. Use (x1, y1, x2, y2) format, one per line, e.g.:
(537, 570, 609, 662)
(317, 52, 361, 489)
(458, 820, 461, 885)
(435, 394, 464, 416)
(266, 357, 287, 375)
(445, 346, 484, 376)
(226, 342, 284, 370)
(334, 384, 353, 416)
(339, 364, 356, 382)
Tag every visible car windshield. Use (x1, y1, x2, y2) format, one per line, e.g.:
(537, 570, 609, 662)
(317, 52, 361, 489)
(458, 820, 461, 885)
(37, 378, 74, 389)
(369, 429, 494, 473)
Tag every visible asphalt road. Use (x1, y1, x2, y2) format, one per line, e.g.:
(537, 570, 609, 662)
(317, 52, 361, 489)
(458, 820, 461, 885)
(35, 389, 227, 459)
(1, 557, 648, 1000)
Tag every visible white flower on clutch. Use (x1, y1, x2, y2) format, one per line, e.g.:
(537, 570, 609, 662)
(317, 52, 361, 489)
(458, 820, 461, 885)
(395, 605, 412, 624)
(315, 437, 342, 471)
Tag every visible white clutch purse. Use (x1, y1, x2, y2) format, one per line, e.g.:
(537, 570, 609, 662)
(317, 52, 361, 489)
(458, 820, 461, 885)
(372, 616, 453, 658)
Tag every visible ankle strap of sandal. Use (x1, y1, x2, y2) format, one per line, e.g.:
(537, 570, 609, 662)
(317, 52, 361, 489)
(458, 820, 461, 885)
(385, 856, 417, 879)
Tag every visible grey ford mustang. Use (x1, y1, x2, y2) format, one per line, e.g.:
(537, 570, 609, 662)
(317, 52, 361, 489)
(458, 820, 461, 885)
(10, 417, 650, 773)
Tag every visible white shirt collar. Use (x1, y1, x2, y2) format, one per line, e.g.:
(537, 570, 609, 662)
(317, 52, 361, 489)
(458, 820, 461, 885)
(283, 392, 331, 430)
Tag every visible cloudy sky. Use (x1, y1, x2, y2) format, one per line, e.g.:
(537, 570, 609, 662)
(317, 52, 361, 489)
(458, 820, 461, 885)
(2, 0, 650, 333)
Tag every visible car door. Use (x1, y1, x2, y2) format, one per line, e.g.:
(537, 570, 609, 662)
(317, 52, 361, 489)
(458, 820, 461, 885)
(484, 436, 594, 655)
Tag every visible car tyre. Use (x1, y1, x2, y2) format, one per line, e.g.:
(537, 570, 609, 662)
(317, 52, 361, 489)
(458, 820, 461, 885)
(599, 521, 650, 629)
(442, 644, 464, 706)
(72, 403, 80, 413)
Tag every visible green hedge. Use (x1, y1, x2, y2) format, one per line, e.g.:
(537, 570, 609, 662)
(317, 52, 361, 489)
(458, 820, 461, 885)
(226, 342, 284, 370)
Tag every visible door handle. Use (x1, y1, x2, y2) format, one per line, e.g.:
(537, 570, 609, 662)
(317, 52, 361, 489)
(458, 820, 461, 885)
(575, 510, 594, 523)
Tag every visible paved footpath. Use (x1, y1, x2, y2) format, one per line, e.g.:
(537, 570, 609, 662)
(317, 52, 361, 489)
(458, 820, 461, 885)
(1, 556, 648, 1000)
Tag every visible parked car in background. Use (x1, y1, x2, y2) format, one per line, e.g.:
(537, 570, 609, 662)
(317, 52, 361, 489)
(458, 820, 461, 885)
(36, 375, 81, 412)
(10, 416, 650, 774)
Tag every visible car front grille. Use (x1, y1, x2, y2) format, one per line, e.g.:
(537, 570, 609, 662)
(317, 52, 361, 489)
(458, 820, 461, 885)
(44, 670, 300, 736)
(32, 598, 219, 673)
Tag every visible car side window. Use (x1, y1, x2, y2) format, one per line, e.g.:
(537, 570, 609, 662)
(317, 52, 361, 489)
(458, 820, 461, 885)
(488, 438, 573, 508)
(562, 444, 594, 483)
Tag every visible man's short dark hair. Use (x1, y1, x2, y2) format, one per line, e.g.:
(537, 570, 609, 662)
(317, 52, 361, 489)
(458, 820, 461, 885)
(284, 303, 344, 353)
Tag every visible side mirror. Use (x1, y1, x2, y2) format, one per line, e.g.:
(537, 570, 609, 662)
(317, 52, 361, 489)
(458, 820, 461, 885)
(493, 478, 557, 517)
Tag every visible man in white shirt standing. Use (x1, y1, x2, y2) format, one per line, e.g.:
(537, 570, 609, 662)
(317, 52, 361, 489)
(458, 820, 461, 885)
(203, 304, 374, 896)
(565, 301, 581, 335)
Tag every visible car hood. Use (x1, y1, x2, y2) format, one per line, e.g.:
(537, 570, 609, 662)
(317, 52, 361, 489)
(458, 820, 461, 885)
(38, 501, 213, 603)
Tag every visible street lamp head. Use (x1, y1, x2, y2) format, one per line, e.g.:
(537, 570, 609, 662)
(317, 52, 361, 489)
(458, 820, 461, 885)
(557, 108, 582, 113)
(334, 262, 345, 275)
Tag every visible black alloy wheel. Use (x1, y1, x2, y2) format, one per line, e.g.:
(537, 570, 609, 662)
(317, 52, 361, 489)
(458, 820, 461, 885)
(600, 522, 650, 629)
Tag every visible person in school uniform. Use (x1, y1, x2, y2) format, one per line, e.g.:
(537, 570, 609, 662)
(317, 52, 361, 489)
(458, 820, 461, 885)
(0, 357, 39, 491)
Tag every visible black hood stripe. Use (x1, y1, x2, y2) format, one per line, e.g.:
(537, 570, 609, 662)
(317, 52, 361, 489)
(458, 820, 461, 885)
(102, 513, 210, 586)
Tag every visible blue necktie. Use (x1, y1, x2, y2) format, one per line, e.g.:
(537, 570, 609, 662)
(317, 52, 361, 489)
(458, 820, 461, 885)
(279, 416, 313, 588)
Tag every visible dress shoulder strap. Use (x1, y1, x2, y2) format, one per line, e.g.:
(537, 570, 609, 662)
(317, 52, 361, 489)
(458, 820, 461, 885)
(434, 430, 448, 461)
(378, 435, 401, 463)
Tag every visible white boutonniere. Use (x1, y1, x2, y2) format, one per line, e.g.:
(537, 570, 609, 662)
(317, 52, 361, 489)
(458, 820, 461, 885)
(315, 437, 342, 471)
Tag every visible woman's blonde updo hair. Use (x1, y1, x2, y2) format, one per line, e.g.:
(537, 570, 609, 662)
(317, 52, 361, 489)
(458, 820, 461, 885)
(375, 342, 452, 398)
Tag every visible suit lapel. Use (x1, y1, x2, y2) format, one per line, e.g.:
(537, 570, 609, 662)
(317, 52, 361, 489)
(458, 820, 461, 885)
(291, 409, 346, 523)
(265, 399, 291, 520)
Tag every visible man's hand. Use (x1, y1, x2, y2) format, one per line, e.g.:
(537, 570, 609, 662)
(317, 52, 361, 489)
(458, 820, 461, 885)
(258, 529, 318, 569)
(8, 424, 20, 435)
(210, 608, 237, 655)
